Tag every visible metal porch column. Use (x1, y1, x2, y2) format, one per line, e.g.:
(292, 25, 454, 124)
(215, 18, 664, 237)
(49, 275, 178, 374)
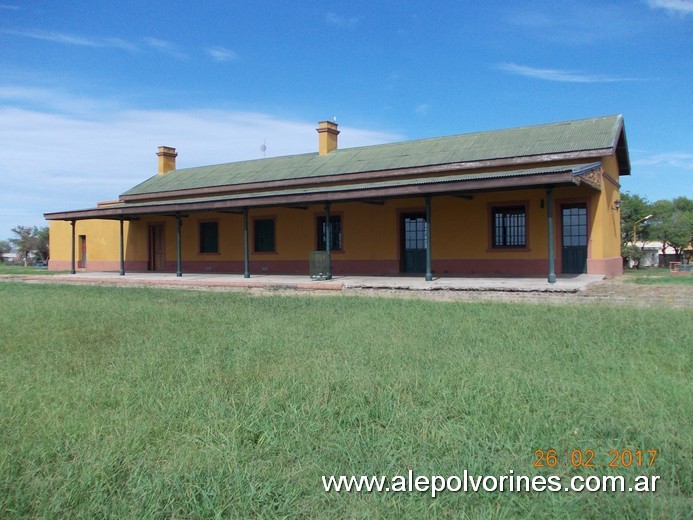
(70, 220, 76, 274)
(325, 203, 332, 280)
(547, 189, 556, 284)
(176, 214, 182, 277)
(425, 196, 433, 281)
(243, 208, 250, 278)
(119, 219, 125, 276)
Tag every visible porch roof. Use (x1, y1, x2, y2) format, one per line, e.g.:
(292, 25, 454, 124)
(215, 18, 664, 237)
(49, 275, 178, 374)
(45, 162, 602, 221)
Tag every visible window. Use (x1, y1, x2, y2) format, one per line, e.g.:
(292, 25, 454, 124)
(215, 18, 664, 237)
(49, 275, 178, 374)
(492, 206, 526, 248)
(254, 218, 275, 252)
(317, 216, 342, 251)
(199, 221, 219, 253)
(403, 215, 427, 251)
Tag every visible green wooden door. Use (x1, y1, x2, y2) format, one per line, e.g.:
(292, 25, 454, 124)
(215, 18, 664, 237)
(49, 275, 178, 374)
(401, 213, 427, 273)
(562, 205, 587, 274)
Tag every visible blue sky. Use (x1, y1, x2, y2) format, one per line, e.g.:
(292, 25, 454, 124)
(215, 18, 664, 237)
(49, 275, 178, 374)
(1, 0, 691, 239)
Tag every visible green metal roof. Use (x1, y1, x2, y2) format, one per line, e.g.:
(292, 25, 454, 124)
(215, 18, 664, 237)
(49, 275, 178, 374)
(112, 164, 597, 210)
(122, 115, 625, 197)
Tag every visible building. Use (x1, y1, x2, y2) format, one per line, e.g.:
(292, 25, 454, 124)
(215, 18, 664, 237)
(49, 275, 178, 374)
(627, 241, 681, 268)
(44, 115, 630, 281)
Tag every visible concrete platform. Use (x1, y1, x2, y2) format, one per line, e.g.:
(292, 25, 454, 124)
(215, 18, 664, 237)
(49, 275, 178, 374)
(14, 271, 605, 293)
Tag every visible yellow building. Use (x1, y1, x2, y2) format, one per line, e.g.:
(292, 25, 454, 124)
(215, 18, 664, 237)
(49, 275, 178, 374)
(45, 116, 630, 282)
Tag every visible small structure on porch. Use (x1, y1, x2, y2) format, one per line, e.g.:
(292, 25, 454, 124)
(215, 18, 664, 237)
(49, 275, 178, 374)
(45, 115, 630, 282)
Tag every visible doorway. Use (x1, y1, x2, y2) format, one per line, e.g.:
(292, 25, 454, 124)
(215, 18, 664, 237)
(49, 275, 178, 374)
(401, 213, 427, 273)
(561, 204, 587, 274)
(78, 235, 87, 268)
(148, 224, 165, 271)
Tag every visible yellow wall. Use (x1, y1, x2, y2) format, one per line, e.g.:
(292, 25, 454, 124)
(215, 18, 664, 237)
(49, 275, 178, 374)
(49, 219, 126, 269)
(596, 156, 623, 258)
(48, 177, 620, 274)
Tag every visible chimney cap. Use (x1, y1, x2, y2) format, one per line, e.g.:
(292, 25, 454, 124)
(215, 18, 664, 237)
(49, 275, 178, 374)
(157, 146, 178, 157)
(317, 120, 340, 134)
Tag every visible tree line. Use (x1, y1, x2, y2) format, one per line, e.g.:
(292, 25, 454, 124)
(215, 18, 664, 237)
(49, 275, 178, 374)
(0, 226, 50, 266)
(620, 194, 693, 266)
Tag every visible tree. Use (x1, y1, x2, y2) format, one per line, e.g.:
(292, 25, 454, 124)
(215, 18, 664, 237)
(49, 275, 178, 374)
(34, 226, 50, 263)
(619, 192, 653, 243)
(9, 226, 37, 266)
(649, 197, 693, 262)
(0, 240, 10, 263)
(622, 243, 645, 269)
(8, 225, 50, 266)
(619, 193, 652, 263)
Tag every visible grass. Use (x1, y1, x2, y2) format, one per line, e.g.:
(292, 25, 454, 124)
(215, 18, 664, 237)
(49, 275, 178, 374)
(0, 282, 691, 518)
(624, 267, 693, 286)
(0, 265, 67, 275)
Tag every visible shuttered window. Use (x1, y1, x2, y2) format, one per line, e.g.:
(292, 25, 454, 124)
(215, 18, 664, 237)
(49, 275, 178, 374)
(199, 221, 219, 253)
(254, 219, 275, 252)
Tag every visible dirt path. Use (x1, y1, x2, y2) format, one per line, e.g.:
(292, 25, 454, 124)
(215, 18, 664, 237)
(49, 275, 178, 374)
(343, 277, 693, 308)
(2, 274, 691, 308)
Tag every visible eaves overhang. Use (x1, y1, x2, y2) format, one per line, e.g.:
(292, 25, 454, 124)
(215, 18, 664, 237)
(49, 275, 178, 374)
(45, 163, 601, 221)
(613, 119, 631, 176)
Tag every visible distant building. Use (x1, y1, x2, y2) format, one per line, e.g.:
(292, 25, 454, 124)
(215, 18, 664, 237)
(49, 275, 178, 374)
(45, 115, 630, 281)
(628, 241, 686, 268)
(1, 252, 18, 264)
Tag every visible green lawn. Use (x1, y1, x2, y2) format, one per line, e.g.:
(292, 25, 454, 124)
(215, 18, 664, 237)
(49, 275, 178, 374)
(0, 283, 690, 518)
(0, 265, 66, 275)
(624, 267, 693, 286)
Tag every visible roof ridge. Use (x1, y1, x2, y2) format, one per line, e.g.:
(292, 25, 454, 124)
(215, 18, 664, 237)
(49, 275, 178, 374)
(329, 114, 623, 153)
(159, 114, 624, 170)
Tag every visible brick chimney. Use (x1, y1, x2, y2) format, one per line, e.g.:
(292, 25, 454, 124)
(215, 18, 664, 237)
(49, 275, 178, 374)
(316, 120, 339, 156)
(157, 146, 178, 175)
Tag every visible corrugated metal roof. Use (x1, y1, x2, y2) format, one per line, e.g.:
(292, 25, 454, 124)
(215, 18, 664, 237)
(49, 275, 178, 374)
(112, 164, 595, 211)
(45, 162, 603, 220)
(122, 115, 623, 197)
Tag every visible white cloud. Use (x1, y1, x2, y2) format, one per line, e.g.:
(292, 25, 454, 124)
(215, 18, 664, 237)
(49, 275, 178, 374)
(0, 86, 119, 114)
(497, 63, 639, 83)
(207, 46, 238, 62)
(633, 152, 693, 170)
(646, 0, 693, 15)
(0, 4, 20, 10)
(326, 12, 360, 28)
(1, 28, 108, 47)
(504, 4, 638, 44)
(0, 28, 185, 55)
(1, 28, 139, 52)
(0, 88, 402, 237)
(415, 104, 429, 116)
(143, 37, 186, 58)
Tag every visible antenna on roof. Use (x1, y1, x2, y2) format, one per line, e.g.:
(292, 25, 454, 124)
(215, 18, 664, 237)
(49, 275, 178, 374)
(260, 139, 267, 158)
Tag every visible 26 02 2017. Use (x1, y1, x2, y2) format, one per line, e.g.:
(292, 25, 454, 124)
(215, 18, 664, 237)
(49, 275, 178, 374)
(533, 449, 658, 468)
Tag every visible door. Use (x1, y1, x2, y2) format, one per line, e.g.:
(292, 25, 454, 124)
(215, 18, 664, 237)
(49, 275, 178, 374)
(78, 235, 87, 268)
(148, 225, 165, 271)
(401, 213, 427, 273)
(562, 204, 587, 274)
